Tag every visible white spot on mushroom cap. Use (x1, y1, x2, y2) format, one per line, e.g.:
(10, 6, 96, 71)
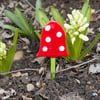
(56, 32, 62, 38)
(45, 37, 51, 43)
(59, 46, 65, 51)
(45, 25, 51, 31)
(42, 46, 48, 52)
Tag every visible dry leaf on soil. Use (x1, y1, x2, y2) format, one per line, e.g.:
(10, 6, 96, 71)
(14, 51, 24, 61)
(89, 63, 100, 74)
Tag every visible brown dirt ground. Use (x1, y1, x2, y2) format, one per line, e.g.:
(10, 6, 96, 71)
(0, 0, 100, 100)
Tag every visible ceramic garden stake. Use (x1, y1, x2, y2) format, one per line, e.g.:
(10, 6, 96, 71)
(37, 21, 69, 79)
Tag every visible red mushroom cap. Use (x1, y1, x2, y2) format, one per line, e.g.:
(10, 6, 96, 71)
(37, 21, 69, 58)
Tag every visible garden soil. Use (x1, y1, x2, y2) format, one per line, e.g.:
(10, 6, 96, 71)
(0, 0, 100, 100)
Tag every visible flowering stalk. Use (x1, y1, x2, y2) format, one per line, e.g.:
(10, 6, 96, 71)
(0, 29, 18, 74)
(64, 9, 90, 59)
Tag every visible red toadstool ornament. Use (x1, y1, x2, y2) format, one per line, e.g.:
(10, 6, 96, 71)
(37, 21, 69, 80)
(37, 21, 69, 57)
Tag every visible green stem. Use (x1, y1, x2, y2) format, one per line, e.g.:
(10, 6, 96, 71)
(50, 58, 56, 80)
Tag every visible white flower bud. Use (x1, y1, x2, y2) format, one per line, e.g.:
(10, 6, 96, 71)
(79, 23, 89, 32)
(72, 10, 80, 20)
(67, 14, 73, 20)
(71, 37, 76, 44)
(70, 21, 76, 26)
(64, 24, 72, 29)
(74, 32, 79, 35)
(79, 34, 89, 41)
(80, 18, 87, 26)
(0, 41, 6, 60)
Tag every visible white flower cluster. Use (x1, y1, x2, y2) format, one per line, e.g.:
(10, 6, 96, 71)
(0, 41, 6, 60)
(64, 9, 89, 44)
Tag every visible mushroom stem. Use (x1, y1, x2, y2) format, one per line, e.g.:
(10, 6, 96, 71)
(50, 58, 56, 80)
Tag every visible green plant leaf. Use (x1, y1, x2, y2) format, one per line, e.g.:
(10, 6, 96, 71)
(1, 24, 33, 38)
(1, 29, 18, 73)
(35, 0, 42, 20)
(34, 30, 41, 40)
(81, 0, 89, 16)
(79, 33, 100, 59)
(4, 10, 25, 31)
(4, 9, 39, 39)
(1, 25, 24, 33)
(15, 7, 30, 33)
(85, 6, 91, 23)
(50, 6, 66, 31)
(28, 19, 36, 39)
(37, 9, 49, 27)
(66, 33, 74, 57)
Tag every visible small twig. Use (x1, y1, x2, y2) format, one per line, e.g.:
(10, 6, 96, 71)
(0, 68, 39, 75)
(39, 71, 45, 82)
(25, 0, 36, 10)
(96, 9, 100, 14)
(33, 87, 44, 96)
(56, 58, 98, 74)
(39, 93, 49, 100)
(39, 63, 47, 82)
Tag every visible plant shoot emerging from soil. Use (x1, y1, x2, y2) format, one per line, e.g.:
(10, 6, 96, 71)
(0, 29, 18, 74)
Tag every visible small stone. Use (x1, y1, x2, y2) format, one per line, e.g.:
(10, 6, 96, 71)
(22, 95, 32, 100)
(36, 81, 41, 88)
(61, 4, 64, 8)
(0, 88, 5, 94)
(92, 92, 98, 96)
(92, 9, 96, 14)
(53, 3, 56, 7)
(45, 7, 49, 13)
(21, 73, 28, 77)
(26, 84, 35, 92)
(87, 81, 91, 85)
(14, 51, 24, 61)
(75, 79, 80, 84)
(21, 38, 30, 45)
(96, 43, 100, 53)
(61, 10, 66, 14)
(42, 83, 46, 87)
(69, 7, 73, 10)
(23, 46, 28, 50)
(12, 72, 21, 77)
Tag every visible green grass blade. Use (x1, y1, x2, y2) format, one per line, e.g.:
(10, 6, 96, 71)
(79, 33, 100, 59)
(1, 24, 25, 33)
(2, 29, 19, 73)
(12, 29, 19, 44)
(1, 24, 32, 38)
(15, 7, 30, 33)
(81, 0, 89, 16)
(85, 6, 91, 23)
(37, 9, 49, 27)
(34, 30, 41, 40)
(4, 10, 25, 31)
(35, 0, 42, 20)
(50, 6, 66, 31)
